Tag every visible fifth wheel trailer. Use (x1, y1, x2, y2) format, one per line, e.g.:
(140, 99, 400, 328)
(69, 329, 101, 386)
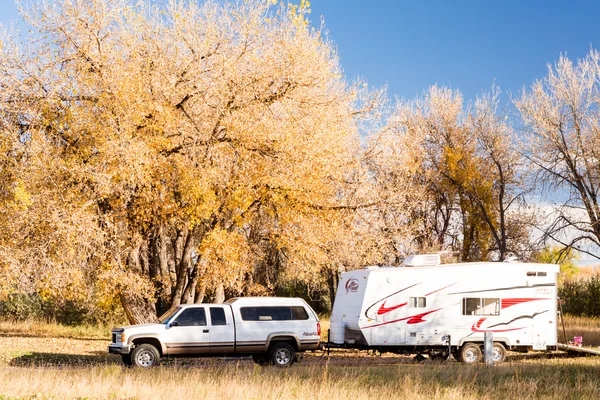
(329, 254, 560, 363)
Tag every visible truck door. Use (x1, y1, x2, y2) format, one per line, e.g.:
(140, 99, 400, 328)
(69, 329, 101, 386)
(163, 306, 210, 355)
(208, 306, 235, 354)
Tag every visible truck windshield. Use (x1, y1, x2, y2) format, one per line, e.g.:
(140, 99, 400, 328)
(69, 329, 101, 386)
(158, 307, 180, 324)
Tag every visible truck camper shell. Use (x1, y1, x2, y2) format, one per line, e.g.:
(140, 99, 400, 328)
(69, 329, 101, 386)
(329, 256, 560, 363)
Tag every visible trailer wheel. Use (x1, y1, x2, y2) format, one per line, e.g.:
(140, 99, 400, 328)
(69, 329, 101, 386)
(492, 342, 507, 363)
(269, 342, 296, 367)
(459, 343, 482, 364)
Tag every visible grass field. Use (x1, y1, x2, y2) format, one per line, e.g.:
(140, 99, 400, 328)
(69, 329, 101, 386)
(0, 318, 598, 399)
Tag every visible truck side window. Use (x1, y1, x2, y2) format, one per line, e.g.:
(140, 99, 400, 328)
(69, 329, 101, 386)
(210, 307, 227, 326)
(291, 306, 309, 320)
(409, 297, 426, 308)
(174, 308, 207, 326)
(240, 306, 308, 321)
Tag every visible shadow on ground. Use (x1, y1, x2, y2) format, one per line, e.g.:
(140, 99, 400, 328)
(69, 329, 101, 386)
(9, 352, 121, 367)
(0, 333, 108, 341)
(7, 349, 597, 369)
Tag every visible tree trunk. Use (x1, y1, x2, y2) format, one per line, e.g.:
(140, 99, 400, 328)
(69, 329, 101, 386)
(119, 292, 158, 324)
(214, 283, 225, 304)
(119, 244, 158, 324)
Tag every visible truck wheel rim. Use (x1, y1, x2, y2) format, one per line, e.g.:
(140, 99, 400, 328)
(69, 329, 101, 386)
(275, 348, 291, 365)
(137, 350, 155, 367)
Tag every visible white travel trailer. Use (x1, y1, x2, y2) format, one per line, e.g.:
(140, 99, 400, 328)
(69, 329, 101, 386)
(329, 254, 560, 363)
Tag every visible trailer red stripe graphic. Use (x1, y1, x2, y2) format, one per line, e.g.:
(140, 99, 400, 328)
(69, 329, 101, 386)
(406, 308, 444, 324)
(377, 301, 407, 315)
(363, 308, 443, 329)
(471, 317, 526, 333)
(364, 282, 421, 318)
(501, 298, 550, 309)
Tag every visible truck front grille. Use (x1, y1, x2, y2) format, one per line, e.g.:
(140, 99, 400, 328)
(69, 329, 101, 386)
(112, 333, 117, 343)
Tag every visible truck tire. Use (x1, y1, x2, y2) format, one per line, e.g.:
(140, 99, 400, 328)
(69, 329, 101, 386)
(459, 343, 482, 364)
(492, 342, 507, 363)
(269, 342, 295, 367)
(131, 343, 160, 368)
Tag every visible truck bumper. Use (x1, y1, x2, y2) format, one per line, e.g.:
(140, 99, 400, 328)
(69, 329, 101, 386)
(108, 344, 131, 355)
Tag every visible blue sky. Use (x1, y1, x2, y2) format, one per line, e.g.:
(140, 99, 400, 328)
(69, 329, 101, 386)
(308, 1, 600, 102)
(2, 0, 599, 102)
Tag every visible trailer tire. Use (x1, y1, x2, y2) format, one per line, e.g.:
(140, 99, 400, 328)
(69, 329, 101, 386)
(269, 342, 295, 367)
(459, 343, 482, 364)
(492, 342, 507, 363)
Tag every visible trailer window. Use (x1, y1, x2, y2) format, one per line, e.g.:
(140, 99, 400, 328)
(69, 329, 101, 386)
(409, 297, 426, 308)
(462, 298, 500, 316)
(240, 306, 308, 321)
(527, 271, 547, 277)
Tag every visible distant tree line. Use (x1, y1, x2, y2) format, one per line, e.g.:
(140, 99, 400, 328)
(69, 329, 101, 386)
(1, 0, 599, 323)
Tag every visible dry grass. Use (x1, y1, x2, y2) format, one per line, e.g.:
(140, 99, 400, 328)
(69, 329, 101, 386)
(559, 314, 600, 346)
(0, 320, 110, 340)
(0, 317, 598, 399)
(1, 357, 600, 399)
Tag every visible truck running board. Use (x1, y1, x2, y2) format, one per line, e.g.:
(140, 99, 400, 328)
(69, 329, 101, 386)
(557, 343, 600, 356)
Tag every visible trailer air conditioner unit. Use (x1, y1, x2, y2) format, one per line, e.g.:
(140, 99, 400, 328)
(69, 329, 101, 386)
(403, 254, 441, 267)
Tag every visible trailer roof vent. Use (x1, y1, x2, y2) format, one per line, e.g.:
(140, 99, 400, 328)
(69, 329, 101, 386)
(403, 254, 441, 267)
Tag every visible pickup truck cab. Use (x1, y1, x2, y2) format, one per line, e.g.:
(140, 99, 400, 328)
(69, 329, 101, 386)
(109, 297, 321, 367)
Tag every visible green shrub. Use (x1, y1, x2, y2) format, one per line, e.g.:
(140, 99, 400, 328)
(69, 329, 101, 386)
(559, 275, 600, 317)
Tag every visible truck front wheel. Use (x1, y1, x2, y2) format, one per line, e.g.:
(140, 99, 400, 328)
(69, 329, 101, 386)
(131, 343, 160, 368)
(269, 342, 296, 367)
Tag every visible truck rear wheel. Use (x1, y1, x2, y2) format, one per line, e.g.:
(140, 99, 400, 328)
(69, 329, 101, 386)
(131, 343, 160, 368)
(459, 343, 482, 364)
(269, 342, 296, 367)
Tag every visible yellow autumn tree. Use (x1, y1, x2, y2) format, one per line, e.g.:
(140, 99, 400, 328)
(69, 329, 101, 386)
(0, 0, 377, 322)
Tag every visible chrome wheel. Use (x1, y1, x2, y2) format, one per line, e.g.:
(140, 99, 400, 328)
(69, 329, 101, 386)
(269, 343, 296, 367)
(136, 349, 156, 367)
(275, 348, 292, 365)
(130, 343, 160, 368)
(459, 343, 482, 364)
(492, 343, 507, 363)
(464, 348, 478, 363)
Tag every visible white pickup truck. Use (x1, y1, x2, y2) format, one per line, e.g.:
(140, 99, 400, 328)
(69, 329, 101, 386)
(108, 297, 321, 367)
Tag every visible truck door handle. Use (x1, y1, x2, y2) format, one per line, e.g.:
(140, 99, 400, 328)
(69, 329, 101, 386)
(203, 329, 209, 333)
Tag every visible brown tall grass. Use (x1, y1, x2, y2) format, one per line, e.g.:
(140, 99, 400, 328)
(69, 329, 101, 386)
(1, 357, 600, 399)
(558, 314, 600, 346)
(0, 317, 599, 399)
